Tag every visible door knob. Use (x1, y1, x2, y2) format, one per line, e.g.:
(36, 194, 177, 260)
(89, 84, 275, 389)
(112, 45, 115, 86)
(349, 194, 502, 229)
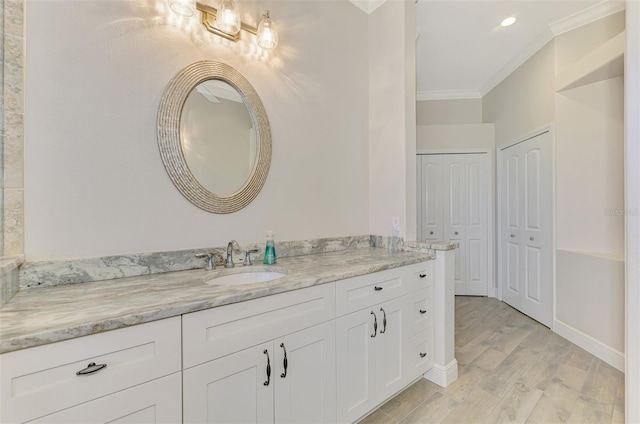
(530, 236, 535, 241)
(454, 231, 459, 235)
(510, 234, 515, 238)
(429, 231, 434, 235)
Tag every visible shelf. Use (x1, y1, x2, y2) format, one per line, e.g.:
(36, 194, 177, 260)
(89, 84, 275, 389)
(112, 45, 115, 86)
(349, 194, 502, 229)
(555, 31, 625, 92)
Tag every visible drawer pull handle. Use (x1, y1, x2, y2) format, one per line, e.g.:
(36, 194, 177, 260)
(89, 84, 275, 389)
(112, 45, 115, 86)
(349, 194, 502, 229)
(374, 286, 383, 291)
(263, 350, 271, 386)
(419, 309, 427, 314)
(371, 311, 378, 338)
(419, 273, 427, 278)
(76, 362, 107, 376)
(380, 308, 387, 334)
(280, 343, 288, 378)
(420, 352, 427, 358)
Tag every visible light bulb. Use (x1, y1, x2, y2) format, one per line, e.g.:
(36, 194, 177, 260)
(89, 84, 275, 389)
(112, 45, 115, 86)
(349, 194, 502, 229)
(216, 0, 241, 35)
(257, 11, 278, 49)
(169, 0, 196, 17)
(500, 17, 516, 27)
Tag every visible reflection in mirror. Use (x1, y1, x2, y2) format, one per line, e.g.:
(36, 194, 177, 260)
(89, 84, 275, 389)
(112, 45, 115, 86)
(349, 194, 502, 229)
(181, 80, 257, 196)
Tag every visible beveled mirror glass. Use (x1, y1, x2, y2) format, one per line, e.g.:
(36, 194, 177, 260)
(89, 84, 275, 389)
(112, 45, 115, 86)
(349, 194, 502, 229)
(157, 61, 271, 213)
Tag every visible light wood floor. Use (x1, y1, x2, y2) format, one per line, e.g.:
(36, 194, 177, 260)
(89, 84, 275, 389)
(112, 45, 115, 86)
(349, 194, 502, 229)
(360, 296, 625, 424)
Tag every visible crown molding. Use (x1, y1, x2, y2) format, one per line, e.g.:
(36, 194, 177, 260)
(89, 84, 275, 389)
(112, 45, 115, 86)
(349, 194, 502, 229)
(479, 28, 554, 97)
(348, 0, 387, 14)
(416, 89, 482, 101)
(550, 0, 626, 36)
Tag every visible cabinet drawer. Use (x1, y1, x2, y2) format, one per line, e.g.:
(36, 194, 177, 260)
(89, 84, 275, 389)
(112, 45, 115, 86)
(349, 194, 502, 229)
(404, 263, 433, 293)
(28, 373, 182, 424)
(406, 287, 433, 336)
(0, 317, 181, 424)
(406, 329, 434, 378)
(183, 283, 335, 368)
(336, 263, 430, 316)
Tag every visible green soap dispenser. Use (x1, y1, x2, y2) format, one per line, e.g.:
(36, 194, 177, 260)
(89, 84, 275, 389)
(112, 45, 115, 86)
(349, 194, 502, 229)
(263, 230, 277, 265)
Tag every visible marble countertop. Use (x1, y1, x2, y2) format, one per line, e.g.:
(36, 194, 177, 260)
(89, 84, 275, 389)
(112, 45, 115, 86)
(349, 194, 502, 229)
(0, 248, 433, 354)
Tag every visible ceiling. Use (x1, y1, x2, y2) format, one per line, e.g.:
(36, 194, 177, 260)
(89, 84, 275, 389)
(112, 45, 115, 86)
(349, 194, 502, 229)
(415, 0, 625, 100)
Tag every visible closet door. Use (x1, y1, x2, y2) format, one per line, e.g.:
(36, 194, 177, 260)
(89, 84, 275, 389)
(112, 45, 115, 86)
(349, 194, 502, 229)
(464, 154, 489, 296)
(442, 155, 466, 294)
(418, 156, 443, 242)
(500, 131, 553, 327)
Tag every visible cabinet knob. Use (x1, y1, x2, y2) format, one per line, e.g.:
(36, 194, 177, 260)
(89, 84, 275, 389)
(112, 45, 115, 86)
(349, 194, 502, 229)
(429, 231, 434, 235)
(76, 362, 107, 376)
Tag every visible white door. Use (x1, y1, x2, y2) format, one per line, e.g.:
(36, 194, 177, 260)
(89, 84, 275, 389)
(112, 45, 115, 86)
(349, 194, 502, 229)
(275, 322, 336, 424)
(500, 131, 553, 327)
(183, 343, 274, 424)
(417, 155, 443, 242)
(418, 153, 489, 296)
(336, 308, 377, 423)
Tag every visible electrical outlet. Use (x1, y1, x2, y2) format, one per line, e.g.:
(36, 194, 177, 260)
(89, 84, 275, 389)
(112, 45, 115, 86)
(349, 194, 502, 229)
(392, 217, 400, 237)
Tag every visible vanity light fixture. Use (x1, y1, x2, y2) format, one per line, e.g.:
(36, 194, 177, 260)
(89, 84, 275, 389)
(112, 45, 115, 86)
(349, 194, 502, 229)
(500, 16, 517, 27)
(169, 0, 279, 49)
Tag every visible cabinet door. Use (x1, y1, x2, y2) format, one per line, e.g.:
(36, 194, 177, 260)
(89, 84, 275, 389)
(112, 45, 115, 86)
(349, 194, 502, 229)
(375, 296, 407, 401)
(183, 342, 274, 424)
(274, 322, 336, 424)
(29, 373, 182, 424)
(336, 309, 377, 423)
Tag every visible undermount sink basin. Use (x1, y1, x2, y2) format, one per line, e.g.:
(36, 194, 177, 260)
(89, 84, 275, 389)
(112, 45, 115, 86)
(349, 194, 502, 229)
(204, 266, 288, 286)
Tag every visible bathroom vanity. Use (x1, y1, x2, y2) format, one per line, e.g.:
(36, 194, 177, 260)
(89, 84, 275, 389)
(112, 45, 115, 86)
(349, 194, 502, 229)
(0, 247, 456, 423)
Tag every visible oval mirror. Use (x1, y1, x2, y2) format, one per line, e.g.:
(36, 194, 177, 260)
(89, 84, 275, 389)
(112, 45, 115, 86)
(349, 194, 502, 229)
(157, 61, 271, 213)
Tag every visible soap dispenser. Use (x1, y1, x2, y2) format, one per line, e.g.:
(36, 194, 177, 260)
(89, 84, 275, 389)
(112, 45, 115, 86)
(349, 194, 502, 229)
(263, 230, 277, 265)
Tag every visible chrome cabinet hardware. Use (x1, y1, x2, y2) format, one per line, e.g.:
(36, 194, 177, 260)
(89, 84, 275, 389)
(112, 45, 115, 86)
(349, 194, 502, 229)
(419, 309, 427, 314)
(420, 352, 427, 358)
(280, 343, 288, 378)
(76, 362, 107, 376)
(263, 349, 271, 386)
(371, 311, 378, 338)
(374, 286, 383, 291)
(379, 308, 387, 334)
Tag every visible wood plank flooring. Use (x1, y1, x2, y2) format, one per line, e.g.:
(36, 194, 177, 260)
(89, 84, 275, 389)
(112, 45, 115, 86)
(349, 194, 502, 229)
(360, 296, 625, 424)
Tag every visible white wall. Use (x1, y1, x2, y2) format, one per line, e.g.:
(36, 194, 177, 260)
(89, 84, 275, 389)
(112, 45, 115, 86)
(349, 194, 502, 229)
(416, 99, 482, 126)
(416, 124, 494, 151)
(24, 0, 370, 260)
(482, 40, 556, 147)
(368, 0, 416, 239)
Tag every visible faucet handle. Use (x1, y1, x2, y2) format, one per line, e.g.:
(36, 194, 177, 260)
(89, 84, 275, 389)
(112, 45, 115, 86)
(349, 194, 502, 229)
(196, 252, 224, 270)
(243, 249, 260, 266)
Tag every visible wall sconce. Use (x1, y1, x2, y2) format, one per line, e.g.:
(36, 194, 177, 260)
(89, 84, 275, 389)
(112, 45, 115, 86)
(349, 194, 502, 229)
(168, 0, 279, 49)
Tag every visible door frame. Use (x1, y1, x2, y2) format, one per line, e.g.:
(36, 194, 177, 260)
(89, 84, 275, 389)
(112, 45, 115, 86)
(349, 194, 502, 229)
(496, 125, 556, 330)
(416, 148, 495, 297)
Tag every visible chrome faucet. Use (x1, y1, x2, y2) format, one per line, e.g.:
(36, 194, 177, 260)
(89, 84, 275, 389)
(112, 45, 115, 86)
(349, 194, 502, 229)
(225, 240, 242, 268)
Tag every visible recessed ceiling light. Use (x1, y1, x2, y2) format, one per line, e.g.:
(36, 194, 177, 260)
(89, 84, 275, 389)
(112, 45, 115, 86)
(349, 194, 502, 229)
(501, 17, 517, 27)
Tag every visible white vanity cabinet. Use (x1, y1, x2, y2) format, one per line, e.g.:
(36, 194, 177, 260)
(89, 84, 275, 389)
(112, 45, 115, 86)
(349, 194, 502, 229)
(0, 317, 182, 424)
(182, 284, 337, 424)
(335, 263, 433, 423)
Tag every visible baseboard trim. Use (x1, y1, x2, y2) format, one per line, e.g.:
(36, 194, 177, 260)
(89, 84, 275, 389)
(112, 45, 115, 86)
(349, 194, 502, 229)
(554, 319, 624, 372)
(424, 359, 458, 387)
